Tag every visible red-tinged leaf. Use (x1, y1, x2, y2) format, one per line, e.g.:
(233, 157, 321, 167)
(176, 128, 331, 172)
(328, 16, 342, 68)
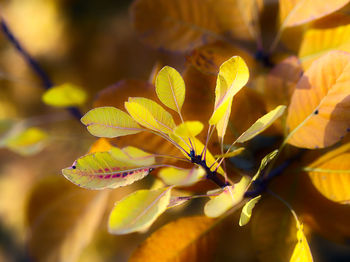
(286, 50, 350, 149)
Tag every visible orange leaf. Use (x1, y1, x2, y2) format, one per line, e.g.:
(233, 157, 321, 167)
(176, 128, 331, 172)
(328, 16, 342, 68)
(304, 142, 350, 203)
(286, 50, 350, 149)
(129, 216, 218, 262)
(279, 0, 350, 28)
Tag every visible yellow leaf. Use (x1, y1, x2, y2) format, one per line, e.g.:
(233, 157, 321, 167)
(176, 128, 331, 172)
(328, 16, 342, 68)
(286, 50, 350, 149)
(27, 176, 109, 262)
(81, 107, 143, 138)
(173, 121, 204, 138)
(299, 15, 350, 68)
(2, 127, 48, 156)
(204, 176, 250, 218)
(111, 146, 156, 166)
(131, 0, 262, 52)
(158, 167, 205, 186)
(239, 195, 261, 226)
(125, 97, 176, 134)
(279, 0, 350, 29)
(108, 187, 172, 234)
(129, 216, 217, 262)
(236, 105, 286, 143)
(62, 147, 157, 190)
(290, 224, 314, 262)
(209, 56, 249, 128)
(155, 66, 185, 113)
(42, 83, 87, 107)
(214, 147, 245, 158)
(304, 142, 350, 203)
(252, 150, 279, 181)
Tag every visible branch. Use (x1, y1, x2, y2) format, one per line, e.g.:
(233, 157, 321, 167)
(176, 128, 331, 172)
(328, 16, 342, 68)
(0, 16, 83, 120)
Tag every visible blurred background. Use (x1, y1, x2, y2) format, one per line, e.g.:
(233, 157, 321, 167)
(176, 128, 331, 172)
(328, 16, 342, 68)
(0, 0, 350, 261)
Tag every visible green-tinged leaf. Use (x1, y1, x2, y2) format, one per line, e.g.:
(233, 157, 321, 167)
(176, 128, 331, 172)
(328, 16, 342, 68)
(239, 195, 261, 226)
(42, 83, 87, 107)
(214, 147, 245, 158)
(155, 66, 185, 113)
(159, 167, 205, 186)
(290, 224, 314, 262)
(252, 150, 279, 181)
(62, 148, 158, 190)
(173, 121, 204, 138)
(204, 176, 250, 217)
(304, 142, 350, 203)
(236, 105, 286, 143)
(209, 56, 249, 130)
(2, 127, 48, 156)
(81, 107, 143, 138)
(108, 187, 172, 234)
(125, 97, 176, 134)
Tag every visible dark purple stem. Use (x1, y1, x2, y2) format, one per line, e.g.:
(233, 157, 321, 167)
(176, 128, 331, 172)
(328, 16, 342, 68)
(0, 17, 82, 120)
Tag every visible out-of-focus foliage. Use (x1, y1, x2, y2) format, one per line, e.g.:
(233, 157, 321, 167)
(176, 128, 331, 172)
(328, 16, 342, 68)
(1, 0, 350, 261)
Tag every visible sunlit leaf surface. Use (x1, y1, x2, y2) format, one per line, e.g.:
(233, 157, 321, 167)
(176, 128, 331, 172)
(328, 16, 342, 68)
(108, 187, 172, 234)
(286, 50, 350, 149)
(204, 176, 250, 217)
(239, 195, 261, 226)
(290, 224, 313, 262)
(62, 147, 157, 190)
(173, 121, 204, 138)
(42, 83, 87, 107)
(236, 105, 286, 143)
(81, 107, 143, 138)
(158, 167, 205, 186)
(304, 142, 350, 203)
(155, 66, 185, 113)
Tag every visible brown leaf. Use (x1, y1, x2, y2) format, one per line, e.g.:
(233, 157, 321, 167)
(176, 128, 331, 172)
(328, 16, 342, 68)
(129, 216, 218, 262)
(27, 176, 109, 262)
(130, 0, 263, 52)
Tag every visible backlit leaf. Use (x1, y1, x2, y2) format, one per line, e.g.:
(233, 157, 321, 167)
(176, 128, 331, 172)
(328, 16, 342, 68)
(155, 66, 185, 113)
(209, 56, 249, 126)
(304, 142, 350, 203)
(42, 83, 87, 107)
(214, 147, 245, 159)
(125, 97, 176, 134)
(290, 224, 313, 262)
(279, 0, 350, 28)
(131, 0, 262, 52)
(173, 121, 204, 138)
(27, 176, 108, 262)
(204, 176, 250, 218)
(286, 50, 350, 149)
(158, 167, 205, 186)
(108, 187, 172, 234)
(129, 216, 217, 262)
(299, 14, 350, 68)
(252, 150, 279, 181)
(236, 105, 286, 143)
(239, 195, 261, 226)
(62, 148, 158, 190)
(81, 107, 143, 138)
(1, 127, 48, 156)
